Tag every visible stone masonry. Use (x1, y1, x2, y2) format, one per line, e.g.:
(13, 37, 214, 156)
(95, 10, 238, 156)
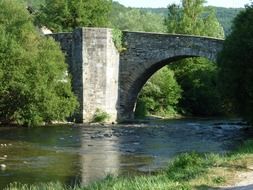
(49, 28, 223, 122)
(119, 31, 224, 120)
(49, 28, 119, 123)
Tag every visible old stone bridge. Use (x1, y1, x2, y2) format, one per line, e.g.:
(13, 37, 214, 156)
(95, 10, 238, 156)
(49, 27, 224, 123)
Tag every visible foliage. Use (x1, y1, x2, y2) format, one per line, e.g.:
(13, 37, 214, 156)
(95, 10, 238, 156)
(165, 0, 225, 116)
(35, 0, 112, 32)
(135, 67, 182, 117)
(165, 152, 212, 181)
(164, 0, 224, 38)
(235, 140, 253, 154)
(169, 58, 224, 116)
(218, 3, 253, 123)
(92, 109, 110, 123)
(141, 6, 243, 36)
(110, 4, 166, 33)
(214, 6, 244, 35)
(111, 28, 125, 52)
(22, 0, 45, 8)
(25, 0, 243, 36)
(0, 0, 78, 126)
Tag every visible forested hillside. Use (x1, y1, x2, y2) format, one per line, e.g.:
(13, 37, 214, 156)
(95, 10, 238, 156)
(140, 7, 243, 35)
(24, 0, 242, 35)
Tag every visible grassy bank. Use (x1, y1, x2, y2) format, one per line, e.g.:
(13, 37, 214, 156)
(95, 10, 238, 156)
(4, 140, 253, 190)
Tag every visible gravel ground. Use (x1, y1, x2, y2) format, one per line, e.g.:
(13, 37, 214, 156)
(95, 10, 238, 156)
(221, 166, 253, 190)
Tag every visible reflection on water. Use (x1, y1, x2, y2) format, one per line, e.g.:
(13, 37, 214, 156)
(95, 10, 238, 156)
(0, 118, 251, 189)
(79, 128, 120, 185)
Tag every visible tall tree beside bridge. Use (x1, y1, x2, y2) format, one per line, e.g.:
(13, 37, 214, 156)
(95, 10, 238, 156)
(165, 0, 226, 116)
(218, 3, 253, 123)
(0, 0, 78, 126)
(35, 0, 112, 32)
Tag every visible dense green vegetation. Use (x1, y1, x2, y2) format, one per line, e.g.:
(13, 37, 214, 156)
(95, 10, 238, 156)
(0, 0, 78, 126)
(35, 0, 112, 32)
(22, 0, 44, 8)
(110, 2, 166, 32)
(5, 139, 253, 190)
(24, 0, 243, 36)
(140, 6, 243, 36)
(135, 68, 182, 118)
(170, 59, 224, 116)
(218, 3, 253, 123)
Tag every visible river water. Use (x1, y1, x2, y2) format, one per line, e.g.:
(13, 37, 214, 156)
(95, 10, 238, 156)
(0, 118, 251, 189)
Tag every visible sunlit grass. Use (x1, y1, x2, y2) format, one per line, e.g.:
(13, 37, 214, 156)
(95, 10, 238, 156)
(5, 140, 253, 190)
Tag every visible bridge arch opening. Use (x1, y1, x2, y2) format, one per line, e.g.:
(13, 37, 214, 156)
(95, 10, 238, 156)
(119, 55, 219, 121)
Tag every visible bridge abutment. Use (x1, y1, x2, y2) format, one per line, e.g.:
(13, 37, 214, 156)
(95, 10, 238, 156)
(50, 28, 119, 123)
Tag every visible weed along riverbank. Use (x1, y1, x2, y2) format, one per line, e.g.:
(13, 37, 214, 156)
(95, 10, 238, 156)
(3, 139, 253, 190)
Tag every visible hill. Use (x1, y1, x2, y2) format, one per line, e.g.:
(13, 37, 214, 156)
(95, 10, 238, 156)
(24, 0, 243, 35)
(139, 7, 243, 35)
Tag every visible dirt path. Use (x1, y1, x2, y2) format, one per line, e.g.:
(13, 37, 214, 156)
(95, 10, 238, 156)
(220, 166, 253, 190)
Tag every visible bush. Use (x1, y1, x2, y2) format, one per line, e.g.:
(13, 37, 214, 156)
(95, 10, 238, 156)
(92, 109, 110, 123)
(218, 3, 253, 123)
(112, 28, 126, 52)
(0, 0, 78, 126)
(135, 67, 182, 117)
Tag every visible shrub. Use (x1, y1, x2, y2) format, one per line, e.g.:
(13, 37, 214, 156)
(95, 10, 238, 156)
(92, 109, 110, 123)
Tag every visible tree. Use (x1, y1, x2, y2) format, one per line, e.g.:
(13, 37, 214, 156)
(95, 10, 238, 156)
(35, 0, 112, 32)
(135, 68, 182, 117)
(110, 7, 166, 32)
(170, 58, 223, 116)
(0, 0, 78, 126)
(165, 0, 225, 116)
(165, 0, 224, 38)
(218, 3, 253, 122)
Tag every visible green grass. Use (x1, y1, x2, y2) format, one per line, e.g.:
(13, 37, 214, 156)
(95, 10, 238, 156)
(91, 109, 110, 123)
(4, 140, 253, 190)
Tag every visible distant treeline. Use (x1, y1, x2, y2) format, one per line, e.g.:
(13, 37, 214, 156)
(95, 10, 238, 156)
(24, 0, 243, 36)
(139, 7, 243, 35)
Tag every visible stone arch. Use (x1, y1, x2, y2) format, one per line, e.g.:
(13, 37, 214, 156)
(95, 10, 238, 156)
(119, 31, 224, 121)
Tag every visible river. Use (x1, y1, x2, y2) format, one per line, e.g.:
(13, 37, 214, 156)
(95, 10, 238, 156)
(0, 118, 251, 189)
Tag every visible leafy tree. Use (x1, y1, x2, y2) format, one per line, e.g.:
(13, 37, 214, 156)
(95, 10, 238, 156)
(165, 0, 225, 116)
(165, 0, 224, 38)
(135, 68, 182, 117)
(35, 0, 112, 32)
(141, 6, 242, 36)
(110, 7, 166, 32)
(170, 58, 223, 116)
(218, 3, 253, 122)
(0, 0, 78, 126)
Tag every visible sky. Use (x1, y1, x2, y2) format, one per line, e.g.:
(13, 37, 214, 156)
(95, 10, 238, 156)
(114, 0, 251, 8)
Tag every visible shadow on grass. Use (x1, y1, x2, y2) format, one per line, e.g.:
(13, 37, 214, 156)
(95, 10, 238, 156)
(196, 184, 253, 190)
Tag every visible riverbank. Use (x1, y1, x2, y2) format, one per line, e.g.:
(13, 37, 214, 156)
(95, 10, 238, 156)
(3, 139, 253, 190)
